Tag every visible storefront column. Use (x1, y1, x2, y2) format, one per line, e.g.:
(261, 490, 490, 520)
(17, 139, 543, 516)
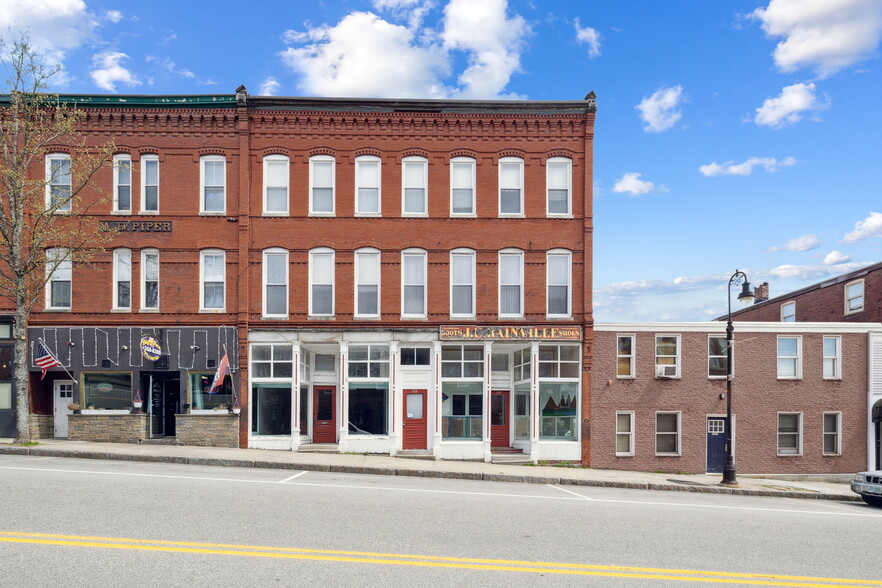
(529, 341, 541, 462)
(432, 341, 443, 458)
(290, 343, 301, 452)
(338, 341, 349, 452)
(388, 341, 400, 456)
(483, 340, 493, 463)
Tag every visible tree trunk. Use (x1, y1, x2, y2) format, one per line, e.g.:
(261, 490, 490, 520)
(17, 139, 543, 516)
(13, 304, 31, 443)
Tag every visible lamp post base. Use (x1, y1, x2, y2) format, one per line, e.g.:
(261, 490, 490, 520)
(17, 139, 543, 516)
(721, 459, 738, 486)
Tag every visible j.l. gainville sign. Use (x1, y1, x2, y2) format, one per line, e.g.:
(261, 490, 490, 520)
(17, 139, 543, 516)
(440, 325, 582, 341)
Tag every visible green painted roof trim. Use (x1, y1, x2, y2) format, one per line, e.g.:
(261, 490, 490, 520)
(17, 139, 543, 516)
(0, 94, 238, 108)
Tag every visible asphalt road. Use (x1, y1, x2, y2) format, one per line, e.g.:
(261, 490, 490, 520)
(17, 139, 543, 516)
(0, 454, 880, 587)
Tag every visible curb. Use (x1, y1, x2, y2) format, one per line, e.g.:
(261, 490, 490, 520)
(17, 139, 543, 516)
(0, 445, 859, 502)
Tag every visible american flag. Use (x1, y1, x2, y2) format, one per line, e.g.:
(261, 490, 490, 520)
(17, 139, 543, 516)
(35, 341, 61, 380)
(208, 352, 230, 394)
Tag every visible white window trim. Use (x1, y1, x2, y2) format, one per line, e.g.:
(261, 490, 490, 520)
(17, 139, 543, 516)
(355, 155, 382, 217)
(776, 335, 802, 380)
(780, 301, 795, 322)
(262, 248, 289, 318)
(616, 334, 635, 379)
(354, 248, 381, 319)
(45, 247, 71, 310)
(45, 153, 71, 213)
(498, 157, 524, 218)
(449, 248, 476, 319)
(199, 249, 226, 312)
(140, 248, 160, 312)
(546, 156, 573, 217)
(777, 412, 803, 456)
(112, 154, 132, 214)
(112, 248, 132, 311)
(654, 334, 681, 379)
(498, 249, 524, 318)
(262, 154, 289, 216)
(655, 411, 681, 456)
(822, 335, 842, 380)
(140, 154, 159, 214)
(309, 247, 335, 317)
(615, 411, 635, 457)
(823, 411, 842, 456)
(845, 279, 864, 314)
(708, 335, 729, 380)
(309, 155, 336, 217)
(199, 155, 226, 215)
(401, 156, 428, 217)
(401, 248, 427, 319)
(546, 249, 572, 318)
(450, 157, 476, 217)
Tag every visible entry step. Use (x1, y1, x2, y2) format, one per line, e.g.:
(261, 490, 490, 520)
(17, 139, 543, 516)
(490, 454, 533, 464)
(298, 443, 339, 453)
(139, 437, 178, 445)
(396, 450, 435, 460)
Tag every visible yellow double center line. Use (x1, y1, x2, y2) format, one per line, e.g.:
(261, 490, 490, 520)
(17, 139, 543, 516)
(1, 531, 879, 587)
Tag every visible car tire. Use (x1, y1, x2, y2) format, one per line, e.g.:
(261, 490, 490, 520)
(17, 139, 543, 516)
(862, 494, 882, 507)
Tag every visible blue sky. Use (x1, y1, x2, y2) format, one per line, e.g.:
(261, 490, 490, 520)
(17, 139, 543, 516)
(4, 0, 881, 322)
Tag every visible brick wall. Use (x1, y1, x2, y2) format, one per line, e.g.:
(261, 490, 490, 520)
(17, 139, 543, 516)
(176, 414, 239, 448)
(591, 327, 869, 474)
(68, 413, 149, 443)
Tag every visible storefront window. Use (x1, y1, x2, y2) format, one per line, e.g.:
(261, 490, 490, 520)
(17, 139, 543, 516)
(441, 381, 483, 439)
(189, 372, 232, 410)
(348, 345, 389, 378)
(514, 382, 530, 440)
(251, 384, 291, 436)
(539, 382, 577, 440)
(251, 344, 293, 378)
(82, 372, 132, 410)
(299, 384, 309, 436)
(348, 382, 388, 435)
(0, 383, 11, 410)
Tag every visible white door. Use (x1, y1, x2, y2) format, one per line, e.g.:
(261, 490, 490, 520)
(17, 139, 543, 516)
(54, 380, 75, 437)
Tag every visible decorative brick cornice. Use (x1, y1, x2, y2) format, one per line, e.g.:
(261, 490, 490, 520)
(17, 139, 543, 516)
(401, 148, 430, 159)
(308, 147, 336, 157)
(261, 146, 291, 158)
(498, 149, 526, 159)
(450, 149, 478, 159)
(354, 147, 382, 158)
(197, 147, 228, 157)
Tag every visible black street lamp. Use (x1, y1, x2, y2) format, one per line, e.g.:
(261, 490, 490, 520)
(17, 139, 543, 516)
(722, 269, 754, 486)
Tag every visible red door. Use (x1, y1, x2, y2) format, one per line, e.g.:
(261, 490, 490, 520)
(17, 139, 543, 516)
(402, 389, 428, 450)
(490, 390, 510, 448)
(313, 386, 336, 443)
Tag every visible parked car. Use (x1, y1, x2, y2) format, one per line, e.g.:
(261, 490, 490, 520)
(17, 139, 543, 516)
(852, 471, 882, 506)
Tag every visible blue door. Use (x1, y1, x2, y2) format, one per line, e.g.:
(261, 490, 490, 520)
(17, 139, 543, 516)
(706, 417, 727, 473)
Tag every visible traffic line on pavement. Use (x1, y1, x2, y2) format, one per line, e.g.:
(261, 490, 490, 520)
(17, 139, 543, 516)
(0, 531, 879, 587)
(279, 471, 308, 483)
(548, 484, 594, 500)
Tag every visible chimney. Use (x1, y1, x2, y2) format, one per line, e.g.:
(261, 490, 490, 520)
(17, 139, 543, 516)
(753, 282, 769, 303)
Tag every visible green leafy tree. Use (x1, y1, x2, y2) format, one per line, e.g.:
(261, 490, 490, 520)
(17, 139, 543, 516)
(0, 35, 114, 441)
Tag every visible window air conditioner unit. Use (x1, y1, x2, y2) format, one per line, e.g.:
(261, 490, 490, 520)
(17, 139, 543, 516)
(655, 365, 677, 378)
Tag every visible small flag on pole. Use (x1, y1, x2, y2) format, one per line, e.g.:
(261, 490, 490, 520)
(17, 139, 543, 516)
(209, 352, 230, 394)
(35, 341, 62, 380)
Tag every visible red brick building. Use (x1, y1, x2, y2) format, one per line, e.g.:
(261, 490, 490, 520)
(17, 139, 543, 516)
(10, 88, 597, 464)
(592, 323, 882, 474)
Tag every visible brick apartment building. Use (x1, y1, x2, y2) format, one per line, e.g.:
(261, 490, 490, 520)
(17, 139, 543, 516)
(593, 323, 882, 474)
(4, 88, 597, 464)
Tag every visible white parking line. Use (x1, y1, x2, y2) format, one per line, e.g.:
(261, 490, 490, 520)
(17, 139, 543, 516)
(279, 471, 308, 483)
(548, 484, 594, 500)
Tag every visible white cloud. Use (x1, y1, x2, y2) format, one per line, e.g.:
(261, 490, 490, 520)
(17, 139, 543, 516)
(0, 0, 97, 53)
(763, 262, 867, 281)
(769, 234, 820, 252)
(842, 211, 882, 243)
(611, 172, 667, 196)
(280, 0, 529, 99)
(636, 85, 683, 132)
(260, 77, 281, 96)
(89, 50, 141, 92)
(824, 250, 851, 264)
(574, 18, 601, 58)
(162, 59, 195, 79)
(105, 10, 123, 23)
(754, 82, 829, 128)
(699, 156, 796, 176)
(750, 0, 882, 78)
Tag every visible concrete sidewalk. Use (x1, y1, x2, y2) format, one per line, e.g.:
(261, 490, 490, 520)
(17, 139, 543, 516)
(0, 438, 858, 502)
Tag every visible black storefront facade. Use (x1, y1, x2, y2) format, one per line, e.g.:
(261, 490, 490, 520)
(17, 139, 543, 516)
(28, 325, 238, 443)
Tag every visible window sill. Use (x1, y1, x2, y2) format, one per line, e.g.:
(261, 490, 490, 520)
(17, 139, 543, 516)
(546, 315, 573, 320)
(138, 210, 159, 215)
(547, 214, 574, 219)
(262, 316, 290, 320)
(401, 315, 428, 321)
(615, 453, 635, 457)
(198, 212, 226, 216)
(449, 315, 476, 321)
(498, 214, 525, 219)
(401, 213, 428, 218)
(354, 213, 382, 218)
(111, 308, 132, 313)
(111, 210, 132, 215)
(139, 308, 160, 313)
(262, 212, 289, 217)
(353, 316, 381, 321)
(776, 453, 802, 457)
(822, 377, 842, 381)
(616, 376, 635, 380)
(654, 453, 682, 457)
(776, 377, 802, 381)
(43, 308, 71, 312)
(308, 212, 336, 218)
(308, 315, 336, 321)
(450, 213, 477, 218)
(199, 309, 227, 313)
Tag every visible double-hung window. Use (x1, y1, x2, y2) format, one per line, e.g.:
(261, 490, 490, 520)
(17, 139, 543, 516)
(823, 336, 841, 379)
(200, 249, 225, 311)
(450, 157, 475, 216)
(616, 335, 635, 378)
(263, 248, 288, 318)
(46, 153, 71, 212)
(823, 412, 841, 455)
(655, 412, 680, 455)
(777, 336, 801, 379)
(355, 249, 380, 318)
(498, 250, 524, 317)
(498, 157, 523, 216)
(781, 301, 795, 322)
(112, 154, 132, 213)
(547, 157, 572, 216)
(309, 248, 334, 316)
(141, 249, 159, 311)
(141, 154, 159, 213)
(708, 336, 727, 378)
(402, 249, 427, 318)
(46, 248, 71, 310)
(845, 280, 864, 314)
(777, 413, 802, 455)
(309, 155, 335, 215)
(355, 156, 381, 215)
(616, 412, 635, 456)
(112, 248, 131, 310)
(655, 335, 680, 378)
(450, 249, 475, 318)
(200, 155, 225, 214)
(547, 250, 571, 317)
(263, 155, 289, 215)
(402, 156, 427, 216)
